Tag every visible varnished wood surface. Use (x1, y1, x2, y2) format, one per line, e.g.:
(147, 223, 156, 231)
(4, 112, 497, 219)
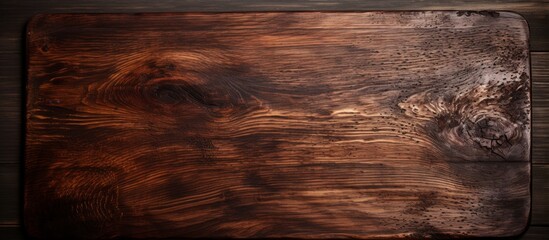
(24, 12, 531, 239)
(8, 226, 549, 240)
(1, 0, 548, 239)
(7, 163, 549, 229)
(1, 1, 549, 165)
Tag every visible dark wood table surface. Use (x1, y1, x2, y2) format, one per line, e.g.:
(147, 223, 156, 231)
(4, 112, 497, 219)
(1, 1, 548, 239)
(25, 11, 532, 239)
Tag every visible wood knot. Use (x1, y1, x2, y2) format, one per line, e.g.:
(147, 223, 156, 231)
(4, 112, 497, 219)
(104, 54, 255, 116)
(399, 72, 529, 161)
(462, 115, 521, 159)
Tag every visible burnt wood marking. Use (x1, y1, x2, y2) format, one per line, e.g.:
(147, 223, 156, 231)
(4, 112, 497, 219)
(25, 12, 531, 239)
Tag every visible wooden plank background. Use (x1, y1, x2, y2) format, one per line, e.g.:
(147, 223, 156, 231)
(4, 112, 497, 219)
(0, 1, 547, 239)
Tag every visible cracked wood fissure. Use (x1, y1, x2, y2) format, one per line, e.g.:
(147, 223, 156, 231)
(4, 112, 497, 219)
(25, 12, 531, 239)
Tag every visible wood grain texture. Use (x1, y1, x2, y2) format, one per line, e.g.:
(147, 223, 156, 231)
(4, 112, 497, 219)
(1, 1, 548, 166)
(0, 2, 547, 163)
(532, 165, 549, 225)
(0, 0, 546, 238)
(532, 52, 549, 163)
(25, 12, 531, 239)
(4, 225, 549, 240)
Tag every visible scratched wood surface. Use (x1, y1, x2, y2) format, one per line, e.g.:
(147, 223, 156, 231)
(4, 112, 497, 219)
(25, 12, 531, 239)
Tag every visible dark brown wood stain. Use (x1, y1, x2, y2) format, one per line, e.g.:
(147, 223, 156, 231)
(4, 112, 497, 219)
(25, 12, 531, 239)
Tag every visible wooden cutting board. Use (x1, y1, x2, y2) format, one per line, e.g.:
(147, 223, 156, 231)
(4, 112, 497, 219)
(25, 12, 531, 239)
